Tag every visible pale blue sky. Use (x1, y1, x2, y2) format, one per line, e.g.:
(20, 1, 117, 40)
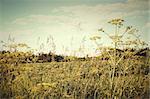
(1, 0, 127, 20)
(0, 0, 149, 56)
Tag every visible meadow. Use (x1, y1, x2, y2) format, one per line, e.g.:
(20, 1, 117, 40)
(0, 19, 149, 99)
(0, 51, 149, 99)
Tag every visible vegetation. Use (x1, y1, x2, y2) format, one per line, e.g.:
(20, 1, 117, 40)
(0, 19, 149, 99)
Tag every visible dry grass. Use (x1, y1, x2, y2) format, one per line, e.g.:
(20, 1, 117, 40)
(0, 18, 149, 99)
(0, 58, 149, 99)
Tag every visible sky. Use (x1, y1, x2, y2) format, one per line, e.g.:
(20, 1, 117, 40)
(0, 0, 149, 56)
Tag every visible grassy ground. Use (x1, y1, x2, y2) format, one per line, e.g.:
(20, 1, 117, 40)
(0, 59, 149, 99)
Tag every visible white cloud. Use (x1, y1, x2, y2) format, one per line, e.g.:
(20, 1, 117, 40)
(11, 0, 148, 31)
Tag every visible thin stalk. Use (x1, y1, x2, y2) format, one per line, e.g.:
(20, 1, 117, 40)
(111, 24, 118, 98)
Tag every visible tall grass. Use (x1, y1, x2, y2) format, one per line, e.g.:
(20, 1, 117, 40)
(0, 19, 149, 99)
(0, 60, 149, 99)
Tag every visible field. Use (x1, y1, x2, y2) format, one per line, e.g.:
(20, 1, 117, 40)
(0, 57, 149, 99)
(0, 18, 149, 99)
